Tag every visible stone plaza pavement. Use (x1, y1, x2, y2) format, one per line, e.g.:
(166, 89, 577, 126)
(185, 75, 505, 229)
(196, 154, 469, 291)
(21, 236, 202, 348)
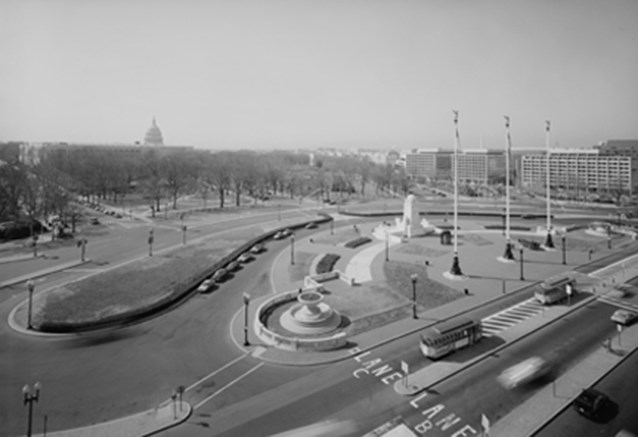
(5, 212, 638, 436)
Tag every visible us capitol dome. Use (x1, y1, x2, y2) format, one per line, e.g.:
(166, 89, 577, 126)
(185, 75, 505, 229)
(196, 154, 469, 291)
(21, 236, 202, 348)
(143, 117, 164, 146)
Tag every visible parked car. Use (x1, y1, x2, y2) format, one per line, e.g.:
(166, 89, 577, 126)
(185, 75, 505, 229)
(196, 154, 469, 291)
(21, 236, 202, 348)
(90, 217, 101, 225)
(196, 279, 215, 293)
(238, 253, 254, 263)
(573, 388, 610, 420)
(497, 357, 549, 389)
(226, 261, 240, 271)
(250, 244, 265, 254)
(273, 231, 285, 240)
(304, 222, 318, 229)
(611, 309, 638, 326)
(212, 268, 228, 282)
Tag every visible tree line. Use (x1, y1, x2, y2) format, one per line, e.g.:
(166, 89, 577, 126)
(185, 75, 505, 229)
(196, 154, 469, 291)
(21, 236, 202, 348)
(0, 146, 410, 230)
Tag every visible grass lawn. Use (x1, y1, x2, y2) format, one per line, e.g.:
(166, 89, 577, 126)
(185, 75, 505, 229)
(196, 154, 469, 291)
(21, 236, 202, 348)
(34, 230, 260, 328)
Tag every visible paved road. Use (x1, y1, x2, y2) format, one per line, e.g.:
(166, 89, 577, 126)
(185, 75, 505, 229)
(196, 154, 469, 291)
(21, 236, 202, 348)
(0, 210, 321, 436)
(535, 348, 638, 437)
(178, 299, 618, 436)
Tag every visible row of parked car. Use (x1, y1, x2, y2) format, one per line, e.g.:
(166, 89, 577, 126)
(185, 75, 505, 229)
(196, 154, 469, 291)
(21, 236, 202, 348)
(195, 221, 321, 294)
(196, 243, 266, 293)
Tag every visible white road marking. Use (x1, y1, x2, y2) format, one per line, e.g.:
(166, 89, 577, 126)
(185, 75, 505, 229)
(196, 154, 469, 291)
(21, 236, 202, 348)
(184, 354, 248, 393)
(193, 362, 264, 410)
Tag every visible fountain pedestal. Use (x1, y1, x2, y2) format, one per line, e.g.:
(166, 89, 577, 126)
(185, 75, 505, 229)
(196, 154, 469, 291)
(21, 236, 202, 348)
(280, 291, 341, 335)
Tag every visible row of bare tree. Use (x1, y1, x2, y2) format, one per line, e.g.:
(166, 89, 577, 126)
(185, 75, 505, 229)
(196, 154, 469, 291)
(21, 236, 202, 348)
(0, 147, 411, 228)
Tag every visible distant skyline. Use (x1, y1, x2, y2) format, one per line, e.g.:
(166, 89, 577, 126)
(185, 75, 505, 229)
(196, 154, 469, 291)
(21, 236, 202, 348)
(1, 0, 637, 150)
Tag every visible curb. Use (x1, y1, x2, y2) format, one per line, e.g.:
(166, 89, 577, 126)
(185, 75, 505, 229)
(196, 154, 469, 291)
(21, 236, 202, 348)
(0, 259, 91, 288)
(526, 346, 638, 437)
(142, 403, 193, 437)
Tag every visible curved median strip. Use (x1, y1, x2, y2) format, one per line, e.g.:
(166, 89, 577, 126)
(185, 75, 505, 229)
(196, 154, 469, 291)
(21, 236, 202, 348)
(13, 216, 330, 334)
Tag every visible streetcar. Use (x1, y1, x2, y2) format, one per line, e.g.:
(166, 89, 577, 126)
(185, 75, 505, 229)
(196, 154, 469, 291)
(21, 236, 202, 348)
(419, 317, 482, 359)
(534, 275, 574, 305)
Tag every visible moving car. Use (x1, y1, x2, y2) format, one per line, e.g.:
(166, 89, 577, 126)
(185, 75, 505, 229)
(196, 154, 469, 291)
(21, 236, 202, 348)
(226, 261, 240, 271)
(497, 357, 549, 389)
(573, 388, 610, 420)
(304, 222, 318, 229)
(611, 309, 638, 326)
(196, 278, 215, 293)
(273, 231, 286, 240)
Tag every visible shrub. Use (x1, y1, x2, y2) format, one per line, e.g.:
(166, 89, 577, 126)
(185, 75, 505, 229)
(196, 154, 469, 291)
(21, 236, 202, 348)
(345, 237, 372, 248)
(316, 253, 340, 274)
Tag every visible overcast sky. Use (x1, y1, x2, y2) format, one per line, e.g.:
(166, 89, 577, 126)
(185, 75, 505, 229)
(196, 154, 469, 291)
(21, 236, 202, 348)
(1, 0, 637, 150)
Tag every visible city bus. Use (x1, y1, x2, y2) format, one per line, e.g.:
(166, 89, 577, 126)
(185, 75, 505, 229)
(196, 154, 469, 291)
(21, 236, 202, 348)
(534, 275, 574, 305)
(419, 317, 482, 359)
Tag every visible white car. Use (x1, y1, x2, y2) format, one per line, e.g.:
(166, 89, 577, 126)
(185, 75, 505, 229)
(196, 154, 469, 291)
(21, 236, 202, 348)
(196, 279, 214, 293)
(238, 253, 254, 263)
(497, 357, 549, 389)
(611, 309, 638, 326)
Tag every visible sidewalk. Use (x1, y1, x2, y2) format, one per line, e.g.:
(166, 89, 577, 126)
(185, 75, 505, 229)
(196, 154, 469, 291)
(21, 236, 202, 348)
(31, 400, 192, 437)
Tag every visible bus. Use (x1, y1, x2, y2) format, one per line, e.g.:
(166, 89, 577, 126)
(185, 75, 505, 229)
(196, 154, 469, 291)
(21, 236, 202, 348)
(534, 275, 574, 305)
(419, 317, 482, 359)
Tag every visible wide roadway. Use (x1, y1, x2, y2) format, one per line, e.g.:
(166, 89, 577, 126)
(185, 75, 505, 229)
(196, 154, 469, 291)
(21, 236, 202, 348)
(180, 297, 619, 436)
(0, 207, 322, 436)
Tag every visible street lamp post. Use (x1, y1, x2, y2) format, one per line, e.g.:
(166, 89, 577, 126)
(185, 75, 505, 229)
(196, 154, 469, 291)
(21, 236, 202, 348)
(77, 238, 87, 261)
(182, 225, 187, 245)
(290, 235, 295, 265)
(32, 235, 39, 258)
(519, 248, 524, 280)
(562, 235, 566, 265)
(385, 231, 389, 262)
(148, 229, 154, 257)
(330, 219, 334, 235)
(243, 293, 250, 346)
(26, 279, 35, 330)
(23, 382, 41, 437)
(411, 274, 418, 319)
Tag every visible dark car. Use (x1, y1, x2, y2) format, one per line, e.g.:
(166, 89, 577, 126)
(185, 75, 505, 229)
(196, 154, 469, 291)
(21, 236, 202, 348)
(573, 388, 610, 420)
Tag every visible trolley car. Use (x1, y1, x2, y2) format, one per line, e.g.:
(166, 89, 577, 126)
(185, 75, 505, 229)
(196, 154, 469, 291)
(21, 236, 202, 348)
(420, 317, 482, 359)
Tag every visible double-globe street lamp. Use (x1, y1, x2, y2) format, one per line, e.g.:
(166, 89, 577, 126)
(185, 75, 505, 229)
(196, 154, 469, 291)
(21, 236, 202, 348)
(411, 274, 418, 319)
(290, 234, 295, 266)
(23, 382, 41, 437)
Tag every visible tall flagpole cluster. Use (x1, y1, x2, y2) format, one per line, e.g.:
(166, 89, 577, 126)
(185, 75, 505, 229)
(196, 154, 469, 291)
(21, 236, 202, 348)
(544, 120, 554, 248)
(449, 110, 463, 276)
(501, 116, 515, 261)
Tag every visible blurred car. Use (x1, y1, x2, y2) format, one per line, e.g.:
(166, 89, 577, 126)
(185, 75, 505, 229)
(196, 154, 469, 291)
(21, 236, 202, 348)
(212, 268, 228, 282)
(611, 309, 638, 326)
(250, 244, 265, 254)
(196, 279, 215, 293)
(304, 222, 318, 229)
(573, 388, 610, 420)
(238, 253, 254, 263)
(497, 357, 549, 389)
(226, 261, 240, 271)
(273, 231, 286, 240)
(90, 217, 101, 225)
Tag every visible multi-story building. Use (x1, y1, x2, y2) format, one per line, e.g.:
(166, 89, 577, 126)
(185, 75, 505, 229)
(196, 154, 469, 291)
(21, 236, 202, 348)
(521, 149, 634, 195)
(405, 148, 452, 182)
(406, 148, 504, 184)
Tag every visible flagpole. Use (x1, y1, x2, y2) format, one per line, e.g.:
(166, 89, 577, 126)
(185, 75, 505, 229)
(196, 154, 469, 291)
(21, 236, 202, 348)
(449, 110, 463, 276)
(544, 120, 554, 248)
(501, 116, 515, 261)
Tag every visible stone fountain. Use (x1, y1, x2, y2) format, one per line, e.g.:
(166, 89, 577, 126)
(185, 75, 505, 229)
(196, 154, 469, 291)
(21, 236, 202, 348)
(279, 290, 341, 335)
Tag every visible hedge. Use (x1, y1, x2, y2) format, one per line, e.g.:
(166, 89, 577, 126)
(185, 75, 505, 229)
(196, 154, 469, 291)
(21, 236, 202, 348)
(316, 253, 340, 274)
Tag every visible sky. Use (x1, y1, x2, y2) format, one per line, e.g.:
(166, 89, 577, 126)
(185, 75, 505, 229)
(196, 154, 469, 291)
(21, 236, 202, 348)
(1, 0, 637, 151)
